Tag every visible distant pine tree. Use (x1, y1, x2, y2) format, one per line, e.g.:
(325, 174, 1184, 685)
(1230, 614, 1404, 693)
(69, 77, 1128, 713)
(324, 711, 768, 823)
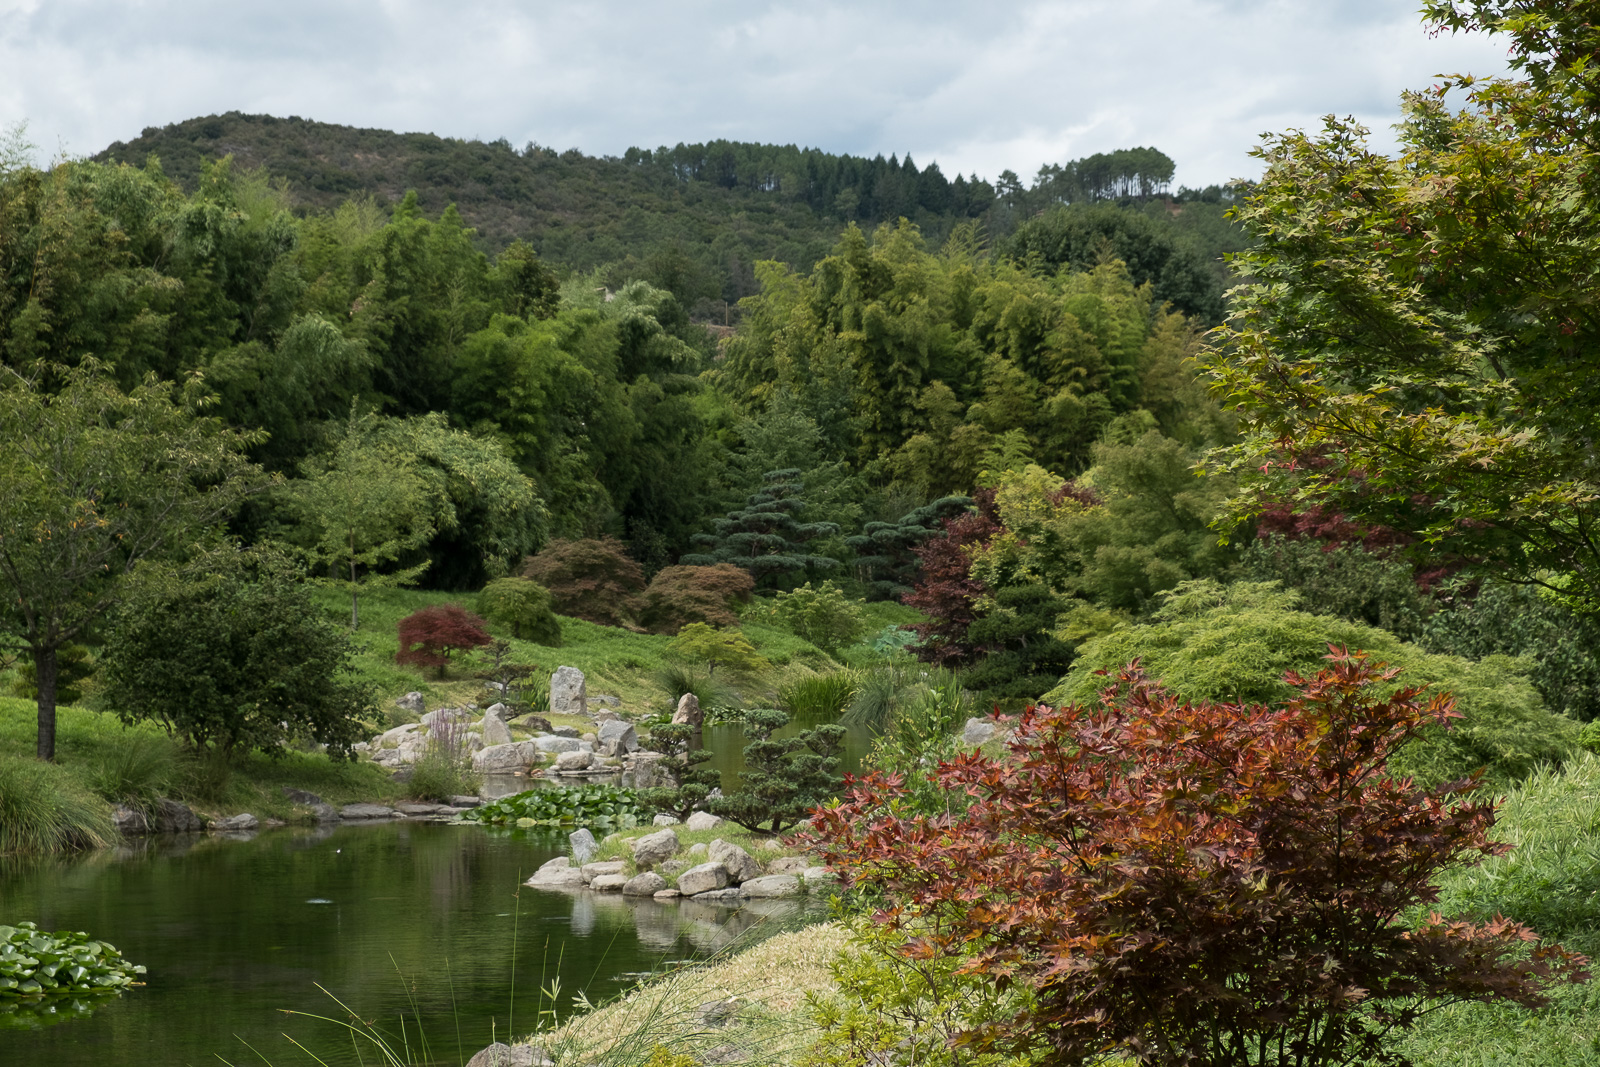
(681, 469, 839, 588)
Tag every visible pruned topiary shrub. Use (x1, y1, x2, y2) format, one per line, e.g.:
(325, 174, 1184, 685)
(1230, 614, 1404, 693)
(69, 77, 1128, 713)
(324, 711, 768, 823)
(477, 577, 562, 645)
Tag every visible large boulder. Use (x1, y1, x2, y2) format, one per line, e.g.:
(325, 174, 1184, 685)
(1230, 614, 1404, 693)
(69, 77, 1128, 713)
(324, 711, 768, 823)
(525, 862, 585, 888)
(596, 720, 638, 757)
(739, 875, 802, 898)
(581, 860, 626, 883)
(631, 828, 681, 868)
(623, 871, 668, 896)
(213, 813, 259, 832)
(421, 707, 474, 728)
(672, 692, 703, 726)
(549, 666, 587, 717)
(767, 856, 810, 875)
(396, 691, 426, 715)
(589, 873, 628, 892)
(555, 749, 595, 772)
(154, 798, 202, 833)
(569, 828, 599, 864)
(532, 735, 583, 754)
(677, 862, 731, 897)
(473, 741, 540, 774)
(685, 811, 725, 832)
(111, 805, 149, 835)
(709, 839, 762, 883)
(621, 752, 673, 789)
(963, 717, 998, 746)
(481, 710, 513, 747)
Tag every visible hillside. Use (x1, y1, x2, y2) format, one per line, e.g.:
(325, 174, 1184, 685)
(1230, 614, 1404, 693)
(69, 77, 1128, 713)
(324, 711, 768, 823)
(92, 112, 1246, 321)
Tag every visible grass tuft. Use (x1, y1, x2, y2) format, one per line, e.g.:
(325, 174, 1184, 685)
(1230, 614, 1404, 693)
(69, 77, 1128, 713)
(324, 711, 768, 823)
(0, 754, 114, 853)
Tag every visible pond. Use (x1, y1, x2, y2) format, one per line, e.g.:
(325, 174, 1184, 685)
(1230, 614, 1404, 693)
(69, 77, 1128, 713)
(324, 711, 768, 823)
(0, 821, 821, 1067)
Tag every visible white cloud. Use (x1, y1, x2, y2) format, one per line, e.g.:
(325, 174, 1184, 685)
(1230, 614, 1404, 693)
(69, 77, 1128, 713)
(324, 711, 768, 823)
(0, 0, 1514, 186)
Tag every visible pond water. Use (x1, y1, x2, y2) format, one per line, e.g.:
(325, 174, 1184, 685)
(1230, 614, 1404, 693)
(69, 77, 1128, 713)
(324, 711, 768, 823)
(0, 821, 821, 1067)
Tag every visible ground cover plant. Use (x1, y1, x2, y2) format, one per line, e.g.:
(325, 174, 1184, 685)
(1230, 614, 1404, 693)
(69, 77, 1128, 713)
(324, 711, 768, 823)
(0, 922, 144, 999)
(460, 784, 643, 828)
(813, 652, 1590, 1067)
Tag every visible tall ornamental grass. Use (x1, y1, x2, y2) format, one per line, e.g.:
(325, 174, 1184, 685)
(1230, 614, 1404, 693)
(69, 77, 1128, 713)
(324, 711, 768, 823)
(0, 755, 113, 853)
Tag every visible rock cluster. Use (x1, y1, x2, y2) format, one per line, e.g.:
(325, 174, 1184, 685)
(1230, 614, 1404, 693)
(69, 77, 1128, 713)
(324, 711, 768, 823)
(524, 824, 829, 903)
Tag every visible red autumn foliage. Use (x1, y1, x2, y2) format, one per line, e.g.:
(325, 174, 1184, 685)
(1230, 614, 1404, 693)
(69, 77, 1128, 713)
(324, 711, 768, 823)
(901, 489, 1002, 666)
(636, 563, 755, 634)
(810, 651, 1589, 1067)
(521, 537, 646, 626)
(396, 604, 493, 679)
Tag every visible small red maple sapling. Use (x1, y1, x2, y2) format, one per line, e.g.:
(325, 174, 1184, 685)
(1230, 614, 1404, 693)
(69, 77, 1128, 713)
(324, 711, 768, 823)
(810, 649, 1589, 1067)
(396, 604, 492, 679)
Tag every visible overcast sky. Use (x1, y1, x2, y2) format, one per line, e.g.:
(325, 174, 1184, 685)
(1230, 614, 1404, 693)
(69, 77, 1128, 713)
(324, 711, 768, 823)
(1, 0, 1511, 189)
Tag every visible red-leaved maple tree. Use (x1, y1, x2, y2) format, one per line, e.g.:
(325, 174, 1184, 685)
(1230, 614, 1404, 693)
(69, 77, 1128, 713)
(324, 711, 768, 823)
(396, 604, 492, 679)
(810, 651, 1588, 1067)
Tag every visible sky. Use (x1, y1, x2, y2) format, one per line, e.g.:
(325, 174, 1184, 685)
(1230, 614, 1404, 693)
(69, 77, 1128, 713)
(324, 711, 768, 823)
(0, 0, 1513, 189)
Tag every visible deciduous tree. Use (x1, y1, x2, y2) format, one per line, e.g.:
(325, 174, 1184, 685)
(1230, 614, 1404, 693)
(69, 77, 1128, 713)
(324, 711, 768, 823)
(812, 652, 1590, 1067)
(396, 604, 493, 679)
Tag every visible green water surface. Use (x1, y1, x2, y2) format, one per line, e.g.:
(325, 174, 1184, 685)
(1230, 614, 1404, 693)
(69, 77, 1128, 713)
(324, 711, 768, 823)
(0, 821, 810, 1067)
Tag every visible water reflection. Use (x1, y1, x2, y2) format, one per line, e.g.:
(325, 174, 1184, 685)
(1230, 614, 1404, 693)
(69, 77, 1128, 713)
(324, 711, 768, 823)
(0, 821, 821, 1067)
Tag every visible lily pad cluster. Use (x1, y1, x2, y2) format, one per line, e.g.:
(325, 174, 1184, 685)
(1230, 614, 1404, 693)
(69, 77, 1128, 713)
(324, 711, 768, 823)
(461, 784, 643, 827)
(0, 923, 145, 999)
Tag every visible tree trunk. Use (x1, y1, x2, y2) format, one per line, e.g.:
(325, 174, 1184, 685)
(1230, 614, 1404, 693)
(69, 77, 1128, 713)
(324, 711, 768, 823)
(349, 528, 360, 629)
(34, 646, 58, 762)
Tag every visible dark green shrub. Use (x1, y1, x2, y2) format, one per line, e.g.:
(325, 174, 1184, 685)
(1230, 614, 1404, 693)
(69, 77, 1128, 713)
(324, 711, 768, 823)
(1242, 534, 1434, 642)
(637, 723, 720, 821)
(476, 577, 562, 645)
(101, 551, 376, 760)
(707, 707, 843, 833)
(9, 643, 93, 706)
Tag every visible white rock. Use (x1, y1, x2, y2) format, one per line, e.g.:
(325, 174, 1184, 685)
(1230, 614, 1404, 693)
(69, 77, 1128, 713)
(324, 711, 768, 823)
(589, 873, 628, 892)
(396, 692, 426, 715)
(684, 811, 724, 832)
(550, 666, 587, 716)
(472, 741, 540, 774)
(623, 872, 667, 896)
(802, 866, 835, 883)
(525, 867, 585, 888)
(652, 814, 680, 826)
(596, 720, 638, 757)
(481, 713, 513, 747)
(555, 749, 595, 771)
(532, 735, 583, 754)
(581, 860, 626, 883)
(963, 717, 998, 746)
(569, 829, 598, 865)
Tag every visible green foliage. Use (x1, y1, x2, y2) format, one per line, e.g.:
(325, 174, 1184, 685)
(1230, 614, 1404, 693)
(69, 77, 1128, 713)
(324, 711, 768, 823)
(8, 643, 93, 706)
(650, 663, 739, 716)
(404, 750, 480, 803)
(802, 909, 1031, 1067)
(0, 364, 265, 760)
(706, 706, 844, 833)
(83, 733, 176, 809)
(522, 537, 646, 627)
(476, 577, 562, 645)
(460, 784, 642, 828)
(666, 623, 770, 677)
(100, 549, 377, 760)
(682, 469, 841, 588)
(757, 581, 868, 656)
(1050, 580, 1581, 789)
(1204, 19, 1600, 612)
(778, 670, 859, 720)
(1424, 579, 1600, 723)
(0, 923, 144, 999)
(815, 654, 1590, 1067)
(1242, 533, 1434, 642)
(635, 564, 755, 635)
(845, 496, 973, 601)
(636, 722, 720, 821)
(0, 756, 112, 853)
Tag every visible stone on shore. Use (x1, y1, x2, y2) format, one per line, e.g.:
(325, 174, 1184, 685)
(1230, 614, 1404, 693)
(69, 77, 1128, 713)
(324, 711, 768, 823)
(154, 798, 203, 833)
(213, 813, 259, 832)
(589, 873, 628, 892)
(623, 872, 668, 896)
(465, 1041, 550, 1067)
(473, 740, 540, 773)
(581, 860, 626, 884)
(526, 866, 586, 888)
(555, 749, 594, 771)
(481, 710, 513, 747)
(739, 875, 801, 898)
(802, 866, 835, 883)
(596, 720, 638, 757)
(532, 735, 583, 754)
(341, 803, 397, 820)
(111, 805, 149, 835)
(631, 828, 680, 868)
(709, 839, 761, 883)
(766, 856, 810, 875)
(677, 862, 731, 896)
(569, 828, 599, 864)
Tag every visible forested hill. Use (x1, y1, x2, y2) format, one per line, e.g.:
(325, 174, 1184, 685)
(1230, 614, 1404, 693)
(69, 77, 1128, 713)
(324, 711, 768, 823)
(93, 112, 1247, 323)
